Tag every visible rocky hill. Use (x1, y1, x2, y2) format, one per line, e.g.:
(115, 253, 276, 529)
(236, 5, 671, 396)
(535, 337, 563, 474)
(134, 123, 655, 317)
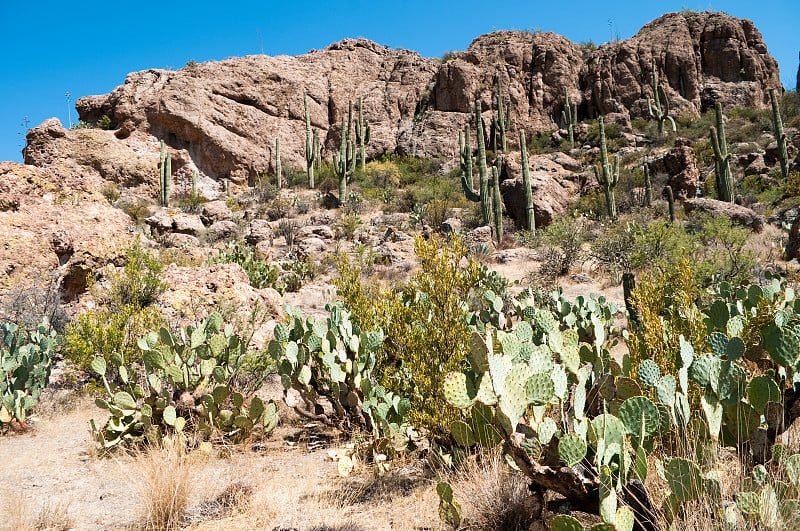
(22, 11, 781, 198)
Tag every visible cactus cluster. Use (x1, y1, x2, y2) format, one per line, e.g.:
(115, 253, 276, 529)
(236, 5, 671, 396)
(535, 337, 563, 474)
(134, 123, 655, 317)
(593, 117, 619, 219)
(710, 101, 735, 203)
(461, 100, 492, 226)
(647, 58, 676, 138)
(519, 130, 535, 233)
(304, 91, 321, 189)
(490, 76, 510, 153)
(89, 313, 278, 451)
(355, 96, 371, 171)
(269, 302, 411, 437)
(333, 102, 357, 201)
(0, 320, 59, 425)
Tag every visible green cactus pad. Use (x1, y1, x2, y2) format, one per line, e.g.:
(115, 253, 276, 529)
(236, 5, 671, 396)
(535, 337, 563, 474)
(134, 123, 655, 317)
(450, 420, 476, 447)
(499, 332, 521, 359)
(689, 354, 720, 391)
(619, 396, 660, 438)
(708, 332, 729, 357)
(534, 310, 556, 333)
(708, 299, 730, 329)
(614, 506, 635, 531)
(590, 414, 625, 448)
(726, 315, 745, 337)
(665, 457, 702, 503)
(475, 372, 498, 406)
(523, 306, 536, 319)
(737, 491, 760, 514)
(558, 434, 588, 467)
(552, 365, 568, 400)
(562, 329, 579, 348)
(442, 372, 476, 409)
(469, 331, 490, 374)
(551, 515, 584, 531)
(529, 347, 554, 374)
(560, 346, 580, 375)
(537, 417, 558, 445)
(725, 336, 745, 360)
(514, 321, 533, 343)
(655, 375, 677, 407)
(489, 354, 512, 396)
(498, 379, 528, 432)
(637, 360, 661, 387)
(525, 373, 555, 406)
(113, 391, 136, 411)
(508, 363, 534, 389)
(759, 484, 781, 528)
(518, 342, 534, 363)
(763, 324, 800, 367)
(678, 336, 694, 367)
(781, 454, 800, 487)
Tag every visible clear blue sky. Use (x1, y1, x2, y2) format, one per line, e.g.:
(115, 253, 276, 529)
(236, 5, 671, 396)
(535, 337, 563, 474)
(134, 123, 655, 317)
(1, 1, 797, 163)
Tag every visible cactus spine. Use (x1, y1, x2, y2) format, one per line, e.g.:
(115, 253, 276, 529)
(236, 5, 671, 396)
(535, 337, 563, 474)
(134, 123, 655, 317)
(710, 101, 734, 203)
(648, 59, 676, 137)
(355, 96, 371, 171)
(461, 100, 491, 225)
(643, 161, 652, 207)
(333, 102, 355, 201)
(562, 88, 577, 147)
(304, 91, 318, 189)
(770, 88, 789, 180)
(520, 130, 535, 233)
(665, 185, 675, 223)
(159, 140, 171, 207)
(593, 117, 619, 219)
(491, 76, 509, 153)
(275, 138, 282, 189)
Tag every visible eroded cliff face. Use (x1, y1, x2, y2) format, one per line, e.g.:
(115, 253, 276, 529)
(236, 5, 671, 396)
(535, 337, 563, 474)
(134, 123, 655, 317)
(23, 11, 782, 194)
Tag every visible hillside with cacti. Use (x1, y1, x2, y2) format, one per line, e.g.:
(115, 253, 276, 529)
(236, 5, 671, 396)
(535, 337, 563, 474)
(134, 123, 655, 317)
(2, 9, 800, 531)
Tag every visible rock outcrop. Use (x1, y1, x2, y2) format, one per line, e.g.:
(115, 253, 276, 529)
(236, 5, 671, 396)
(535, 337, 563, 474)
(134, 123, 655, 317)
(22, 12, 782, 196)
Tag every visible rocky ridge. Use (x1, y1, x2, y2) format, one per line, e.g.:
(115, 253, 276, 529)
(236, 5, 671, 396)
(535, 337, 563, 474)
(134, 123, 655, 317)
(22, 11, 782, 198)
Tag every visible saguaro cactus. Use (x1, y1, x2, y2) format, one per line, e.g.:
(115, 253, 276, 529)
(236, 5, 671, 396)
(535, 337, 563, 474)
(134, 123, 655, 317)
(491, 132, 503, 244)
(562, 88, 577, 147)
(643, 161, 652, 207)
(275, 138, 282, 189)
(593, 117, 619, 219)
(491, 76, 510, 153)
(355, 96, 371, 171)
(665, 185, 675, 223)
(648, 59, 676, 138)
(520, 130, 535, 233)
(461, 100, 492, 225)
(710, 101, 734, 203)
(304, 91, 318, 189)
(333, 102, 355, 201)
(770, 88, 789, 180)
(159, 140, 171, 207)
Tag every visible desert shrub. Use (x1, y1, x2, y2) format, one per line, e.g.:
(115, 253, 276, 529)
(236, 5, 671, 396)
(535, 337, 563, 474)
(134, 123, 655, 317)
(334, 235, 483, 439)
(208, 241, 283, 292)
(177, 190, 204, 214)
(364, 160, 401, 188)
(105, 244, 167, 310)
(120, 198, 151, 225)
(341, 191, 365, 215)
(277, 218, 302, 247)
(335, 213, 362, 240)
(590, 223, 635, 283)
(423, 198, 451, 229)
(261, 194, 294, 220)
(101, 182, 120, 203)
(532, 216, 586, 285)
(0, 276, 69, 333)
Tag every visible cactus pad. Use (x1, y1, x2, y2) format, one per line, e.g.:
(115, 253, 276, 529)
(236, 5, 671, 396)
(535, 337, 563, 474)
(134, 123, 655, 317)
(551, 515, 584, 531)
(725, 336, 745, 360)
(442, 372, 476, 409)
(590, 414, 625, 448)
(273, 322, 290, 342)
(637, 360, 661, 387)
(469, 331, 490, 373)
(450, 420, 476, 447)
(475, 372, 498, 406)
(665, 457, 702, 503)
(689, 354, 720, 391)
(726, 315, 745, 338)
(558, 434, 588, 467)
(489, 354, 512, 396)
(656, 375, 677, 407)
(514, 321, 533, 343)
(498, 379, 528, 431)
(615, 377, 641, 400)
(534, 310, 557, 333)
(763, 324, 800, 367)
(708, 332, 729, 357)
(537, 417, 558, 445)
(619, 396, 660, 438)
(525, 373, 555, 406)
(529, 346, 554, 374)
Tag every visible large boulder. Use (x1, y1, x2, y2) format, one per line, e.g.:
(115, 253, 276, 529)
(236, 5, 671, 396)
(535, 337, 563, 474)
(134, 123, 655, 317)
(683, 197, 764, 232)
(649, 138, 700, 198)
(499, 154, 580, 229)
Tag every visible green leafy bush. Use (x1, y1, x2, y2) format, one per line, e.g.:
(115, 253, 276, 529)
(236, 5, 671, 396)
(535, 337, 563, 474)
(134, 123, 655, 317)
(208, 241, 284, 293)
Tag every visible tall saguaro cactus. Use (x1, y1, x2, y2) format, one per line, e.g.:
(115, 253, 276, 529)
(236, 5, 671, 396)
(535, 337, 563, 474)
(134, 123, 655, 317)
(648, 59, 676, 138)
(304, 91, 318, 189)
(562, 88, 577, 148)
(159, 140, 171, 207)
(333, 102, 355, 201)
(355, 96, 371, 171)
(770, 88, 789, 180)
(491, 76, 510, 153)
(461, 100, 491, 225)
(593, 117, 619, 219)
(520, 130, 535, 233)
(710, 101, 734, 203)
(275, 138, 282, 189)
(643, 161, 652, 207)
(491, 130, 503, 244)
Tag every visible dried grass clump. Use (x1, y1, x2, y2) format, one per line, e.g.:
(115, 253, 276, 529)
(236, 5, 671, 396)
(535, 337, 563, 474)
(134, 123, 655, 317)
(1, 492, 73, 531)
(131, 444, 194, 530)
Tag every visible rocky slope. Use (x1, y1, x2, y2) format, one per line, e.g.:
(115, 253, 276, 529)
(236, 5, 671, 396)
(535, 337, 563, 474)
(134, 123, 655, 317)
(21, 11, 781, 198)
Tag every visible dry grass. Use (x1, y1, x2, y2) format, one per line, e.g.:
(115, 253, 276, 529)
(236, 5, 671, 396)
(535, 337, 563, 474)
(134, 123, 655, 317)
(129, 443, 196, 531)
(452, 451, 544, 531)
(0, 492, 73, 531)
